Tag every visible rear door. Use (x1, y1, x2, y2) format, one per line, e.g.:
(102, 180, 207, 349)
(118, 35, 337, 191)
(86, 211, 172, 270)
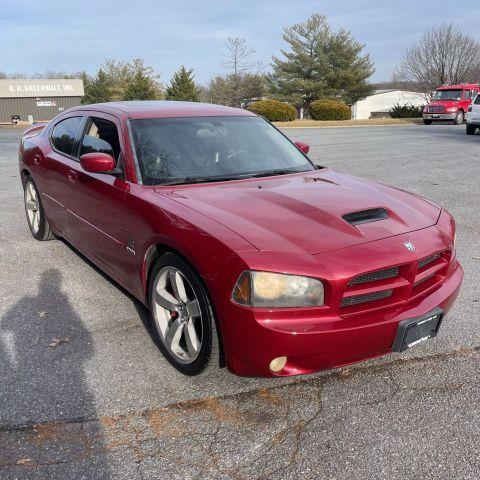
(65, 112, 131, 284)
(42, 115, 85, 234)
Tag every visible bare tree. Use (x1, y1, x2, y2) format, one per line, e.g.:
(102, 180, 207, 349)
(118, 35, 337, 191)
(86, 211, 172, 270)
(221, 37, 255, 76)
(221, 37, 255, 106)
(395, 23, 480, 100)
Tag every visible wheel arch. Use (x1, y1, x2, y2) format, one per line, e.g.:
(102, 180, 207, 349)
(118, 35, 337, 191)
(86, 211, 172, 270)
(143, 242, 226, 367)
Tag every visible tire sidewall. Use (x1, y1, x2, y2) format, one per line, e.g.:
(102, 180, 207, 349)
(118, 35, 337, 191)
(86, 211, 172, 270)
(148, 252, 214, 376)
(454, 111, 464, 125)
(24, 178, 48, 240)
(466, 123, 476, 135)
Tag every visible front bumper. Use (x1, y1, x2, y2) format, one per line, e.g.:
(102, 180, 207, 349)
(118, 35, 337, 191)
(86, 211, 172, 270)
(466, 112, 480, 125)
(215, 226, 463, 377)
(423, 113, 456, 121)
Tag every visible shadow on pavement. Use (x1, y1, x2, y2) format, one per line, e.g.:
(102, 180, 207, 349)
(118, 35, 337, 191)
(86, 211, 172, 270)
(0, 269, 112, 478)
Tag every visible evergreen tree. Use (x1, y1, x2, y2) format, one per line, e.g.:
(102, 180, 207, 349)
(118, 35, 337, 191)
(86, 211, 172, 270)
(166, 66, 200, 101)
(270, 13, 374, 110)
(123, 60, 161, 101)
(82, 69, 112, 104)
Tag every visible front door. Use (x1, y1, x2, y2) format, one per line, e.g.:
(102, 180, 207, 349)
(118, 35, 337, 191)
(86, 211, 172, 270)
(65, 113, 131, 285)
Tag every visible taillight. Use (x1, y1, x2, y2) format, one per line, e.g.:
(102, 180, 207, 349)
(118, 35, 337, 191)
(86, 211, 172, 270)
(468, 105, 472, 112)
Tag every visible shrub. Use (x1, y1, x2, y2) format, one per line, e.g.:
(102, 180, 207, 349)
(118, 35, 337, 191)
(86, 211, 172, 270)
(309, 99, 351, 120)
(390, 103, 425, 118)
(247, 99, 297, 122)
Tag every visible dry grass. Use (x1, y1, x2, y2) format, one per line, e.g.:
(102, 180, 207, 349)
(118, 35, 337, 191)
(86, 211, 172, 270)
(274, 118, 423, 128)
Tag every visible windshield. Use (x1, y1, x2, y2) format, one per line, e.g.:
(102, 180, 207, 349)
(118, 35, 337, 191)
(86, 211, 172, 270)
(130, 116, 315, 185)
(433, 89, 463, 101)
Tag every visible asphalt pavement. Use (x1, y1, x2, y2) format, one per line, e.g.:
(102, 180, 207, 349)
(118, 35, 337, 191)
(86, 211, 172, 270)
(0, 123, 479, 479)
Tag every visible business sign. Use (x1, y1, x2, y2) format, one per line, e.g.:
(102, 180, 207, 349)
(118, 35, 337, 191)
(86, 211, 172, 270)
(36, 100, 57, 107)
(0, 79, 84, 98)
(12, 84, 75, 94)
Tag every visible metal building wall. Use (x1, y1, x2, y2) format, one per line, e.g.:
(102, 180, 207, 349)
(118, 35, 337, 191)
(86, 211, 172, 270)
(0, 96, 82, 122)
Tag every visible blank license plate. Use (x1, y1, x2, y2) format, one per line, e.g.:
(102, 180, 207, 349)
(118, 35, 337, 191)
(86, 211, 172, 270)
(392, 308, 443, 352)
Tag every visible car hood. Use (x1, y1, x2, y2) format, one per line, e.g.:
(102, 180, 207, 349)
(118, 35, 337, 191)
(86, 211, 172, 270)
(427, 100, 459, 107)
(155, 170, 441, 255)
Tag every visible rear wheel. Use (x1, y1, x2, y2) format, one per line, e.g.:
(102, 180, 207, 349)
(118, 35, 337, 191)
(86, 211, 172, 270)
(454, 111, 464, 125)
(23, 177, 55, 241)
(466, 123, 477, 135)
(423, 119, 432, 125)
(148, 252, 221, 375)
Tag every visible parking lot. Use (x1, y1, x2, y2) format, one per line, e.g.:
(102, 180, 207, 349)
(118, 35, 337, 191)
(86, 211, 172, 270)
(0, 123, 479, 479)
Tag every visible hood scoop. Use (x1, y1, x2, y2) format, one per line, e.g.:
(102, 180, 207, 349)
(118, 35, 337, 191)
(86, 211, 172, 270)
(343, 208, 389, 226)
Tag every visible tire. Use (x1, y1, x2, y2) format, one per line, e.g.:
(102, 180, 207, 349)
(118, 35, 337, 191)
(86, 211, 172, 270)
(454, 111, 464, 125)
(466, 123, 477, 135)
(148, 252, 221, 375)
(23, 177, 55, 241)
(423, 119, 432, 125)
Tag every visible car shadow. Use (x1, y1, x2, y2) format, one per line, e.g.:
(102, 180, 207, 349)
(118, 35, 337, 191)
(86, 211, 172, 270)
(60, 239, 160, 348)
(0, 268, 112, 478)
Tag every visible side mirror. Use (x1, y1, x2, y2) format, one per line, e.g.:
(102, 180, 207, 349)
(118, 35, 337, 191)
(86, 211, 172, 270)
(80, 152, 115, 173)
(295, 141, 310, 155)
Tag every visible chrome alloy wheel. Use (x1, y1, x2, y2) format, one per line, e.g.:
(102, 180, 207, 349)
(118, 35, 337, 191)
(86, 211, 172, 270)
(25, 181, 40, 234)
(152, 266, 203, 364)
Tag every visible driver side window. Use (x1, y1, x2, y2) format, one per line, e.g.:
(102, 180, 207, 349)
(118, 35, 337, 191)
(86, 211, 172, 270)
(80, 117, 123, 176)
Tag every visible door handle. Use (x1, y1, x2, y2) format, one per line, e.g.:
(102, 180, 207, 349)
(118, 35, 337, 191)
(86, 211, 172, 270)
(67, 170, 78, 183)
(33, 154, 41, 166)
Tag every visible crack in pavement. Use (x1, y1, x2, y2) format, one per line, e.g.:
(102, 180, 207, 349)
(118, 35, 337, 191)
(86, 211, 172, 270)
(1, 345, 479, 479)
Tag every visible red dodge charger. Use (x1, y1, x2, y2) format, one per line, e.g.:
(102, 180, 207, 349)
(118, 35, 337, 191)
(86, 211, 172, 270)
(19, 101, 463, 376)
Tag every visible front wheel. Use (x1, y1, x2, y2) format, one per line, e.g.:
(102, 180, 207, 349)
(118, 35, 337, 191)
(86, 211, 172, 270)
(24, 177, 55, 241)
(148, 252, 221, 375)
(454, 111, 464, 125)
(423, 119, 432, 125)
(466, 123, 477, 135)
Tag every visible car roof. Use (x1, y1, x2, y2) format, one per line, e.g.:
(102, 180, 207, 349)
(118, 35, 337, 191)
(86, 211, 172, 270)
(437, 84, 479, 90)
(68, 101, 256, 119)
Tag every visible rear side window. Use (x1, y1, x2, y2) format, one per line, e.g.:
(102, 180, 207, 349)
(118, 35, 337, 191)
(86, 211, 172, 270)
(475, 95, 480, 105)
(51, 117, 83, 156)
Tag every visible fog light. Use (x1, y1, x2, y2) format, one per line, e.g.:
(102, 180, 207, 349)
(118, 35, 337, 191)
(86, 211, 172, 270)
(269, 356, 287, 373)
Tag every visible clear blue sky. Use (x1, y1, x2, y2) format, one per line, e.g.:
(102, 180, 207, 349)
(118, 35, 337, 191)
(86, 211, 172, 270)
(2, 0, 479, 85)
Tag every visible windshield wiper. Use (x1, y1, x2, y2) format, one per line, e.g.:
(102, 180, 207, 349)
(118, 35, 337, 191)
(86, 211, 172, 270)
(158, 174, 254, 185)
(157, 168, 314, 186)
(247, 168, 304, 178)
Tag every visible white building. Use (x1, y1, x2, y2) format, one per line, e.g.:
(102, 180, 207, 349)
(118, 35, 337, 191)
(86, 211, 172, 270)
(351, 89, 425, 120)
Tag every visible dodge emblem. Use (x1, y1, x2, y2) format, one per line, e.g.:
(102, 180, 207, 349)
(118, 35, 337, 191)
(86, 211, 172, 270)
(404, 242, 415, 252)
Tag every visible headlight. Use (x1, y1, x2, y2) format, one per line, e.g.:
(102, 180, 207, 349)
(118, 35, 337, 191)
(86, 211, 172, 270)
(232, 271, 324, 308)
(446, 107, 457, 112)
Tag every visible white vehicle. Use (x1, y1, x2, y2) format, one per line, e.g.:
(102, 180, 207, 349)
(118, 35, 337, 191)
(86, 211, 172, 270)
(466, 94, 480, 135)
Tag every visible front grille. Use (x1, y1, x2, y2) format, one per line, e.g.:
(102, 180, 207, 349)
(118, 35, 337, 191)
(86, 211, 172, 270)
(349, 266, 399, 286)
(341, 289, 393, 307)
(340, 249, 450, 314)
(418, 254, 439, 269)
(427, 106, 445, 113)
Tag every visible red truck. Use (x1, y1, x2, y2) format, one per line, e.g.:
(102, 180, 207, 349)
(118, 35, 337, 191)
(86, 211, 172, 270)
(423, 83, 479, 125)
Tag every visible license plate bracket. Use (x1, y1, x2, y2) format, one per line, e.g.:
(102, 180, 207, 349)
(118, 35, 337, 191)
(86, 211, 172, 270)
(392, 307, 443, 352)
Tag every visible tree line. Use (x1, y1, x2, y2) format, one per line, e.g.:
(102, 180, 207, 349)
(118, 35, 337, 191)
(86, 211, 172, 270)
(2, 14, 479, 112)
